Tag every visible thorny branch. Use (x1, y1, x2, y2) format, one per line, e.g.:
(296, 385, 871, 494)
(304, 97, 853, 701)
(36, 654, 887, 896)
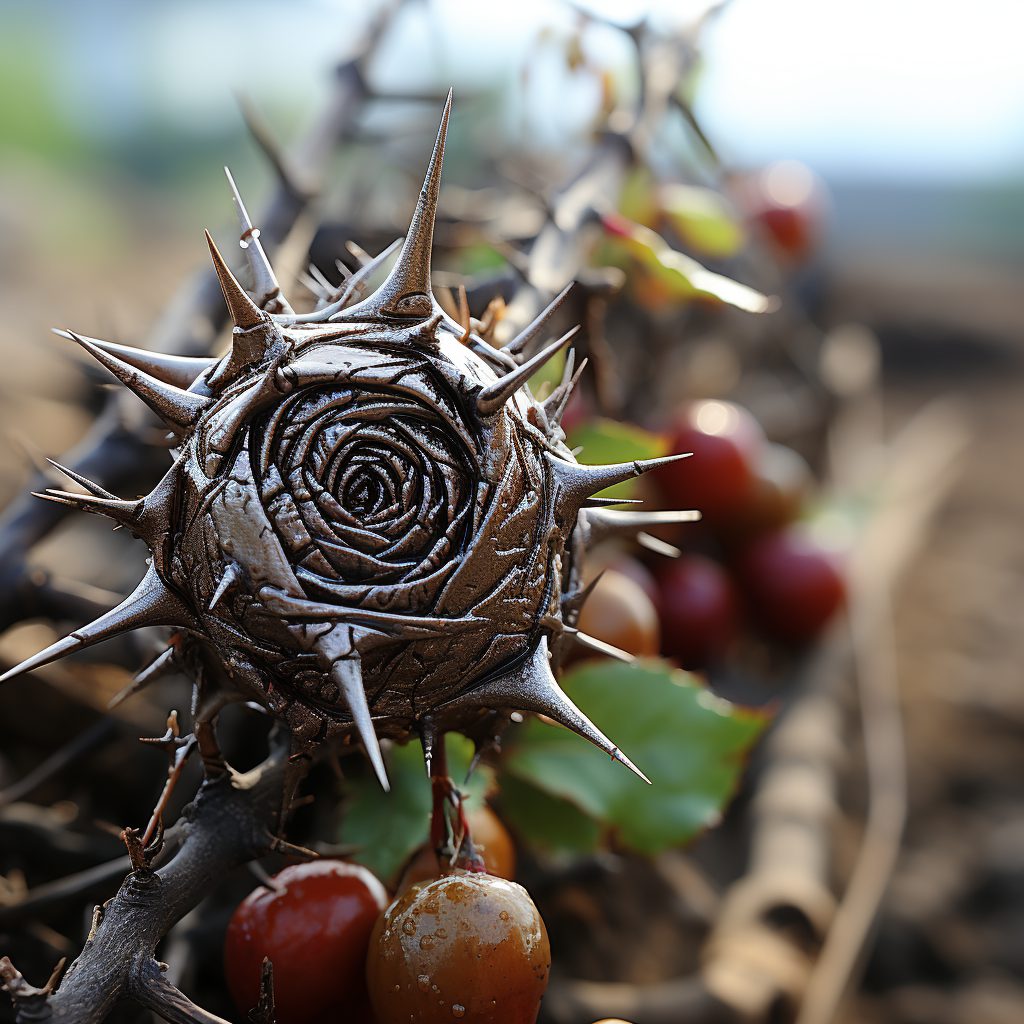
(1, 747, 289, 1024)
(0, 6, 950, 1024)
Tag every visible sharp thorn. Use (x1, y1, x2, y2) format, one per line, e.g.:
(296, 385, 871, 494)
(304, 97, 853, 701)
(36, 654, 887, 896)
(580, 497, 644, 508)
(50, 330, 214, 390)
(209, 563, 241, 611)
(583, 507, 702, 545)
(550, 452, 691, 514)
(544, 355, 588, 424)
(0, 568, 191, 685)
(636, 532, 682, 558)
(565, 626, 637, 663)
(224, 166, 293, 315)
(205, 229, 267, 330)
(347, 90, 452, 321)
(332, 659, 389, 792)
(34, 488, 141, 530)
(59, 330, 210, 436)
(504, 283, 576, 358)
(45, 460, 119, 500)
(436, 638, 648, 784)
(476, 326, 579, 416)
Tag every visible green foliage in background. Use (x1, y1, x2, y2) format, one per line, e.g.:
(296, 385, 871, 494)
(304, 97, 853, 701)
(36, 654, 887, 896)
(338, 734, 495, 884)
(502, 659, 766, 854)
(338, 659, 765, 877)
(565, 417, 669, 501)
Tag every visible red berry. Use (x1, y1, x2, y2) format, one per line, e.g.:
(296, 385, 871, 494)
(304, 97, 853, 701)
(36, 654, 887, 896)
(735, 160, 828, 265)
(577, 568, 660, 659)
(367, 871, 550, 1024)
(719, 442, 812, 541)
(225, 860, 388, 1024)
(655, 400, 763, 524)
(656, 555, 738, 669)
(735, 528, 845, 644)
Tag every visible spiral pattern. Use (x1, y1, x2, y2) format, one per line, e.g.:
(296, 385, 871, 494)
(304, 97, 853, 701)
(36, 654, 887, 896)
(255, 385, 475, 592)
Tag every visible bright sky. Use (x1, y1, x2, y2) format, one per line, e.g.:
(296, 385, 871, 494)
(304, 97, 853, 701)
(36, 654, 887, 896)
(697, 0, 1024, 180)
(42, 0, 1024, 183)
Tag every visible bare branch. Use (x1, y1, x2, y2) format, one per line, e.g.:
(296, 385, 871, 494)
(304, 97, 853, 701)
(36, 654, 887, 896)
(2, 750, 287, 1024)
(132, 962, 234, 1024)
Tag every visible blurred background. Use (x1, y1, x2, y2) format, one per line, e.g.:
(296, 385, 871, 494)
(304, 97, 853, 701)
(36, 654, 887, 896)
(2, 1, 1024, 1022)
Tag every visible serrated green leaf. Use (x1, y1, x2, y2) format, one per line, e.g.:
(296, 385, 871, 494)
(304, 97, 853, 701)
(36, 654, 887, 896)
(565, 417, 668, 501)
(338, 735, 494, 884)
(661, 184, 745, 259)
(503, 659, 767, 854)
(497, 773, 602, 856)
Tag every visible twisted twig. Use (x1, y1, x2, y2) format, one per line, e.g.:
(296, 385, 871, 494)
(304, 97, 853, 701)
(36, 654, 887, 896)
(1, 749, 287, 1023)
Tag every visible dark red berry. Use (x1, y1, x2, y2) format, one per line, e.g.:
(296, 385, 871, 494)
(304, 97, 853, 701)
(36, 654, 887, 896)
(657, 555, 739, 668)
(655, 400, 764, 524)
(225, 860, 387, 1024)
(736, 528, 845, 644)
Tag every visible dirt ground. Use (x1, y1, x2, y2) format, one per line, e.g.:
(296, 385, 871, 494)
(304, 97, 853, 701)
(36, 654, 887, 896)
(846, 347, 1024, 1023)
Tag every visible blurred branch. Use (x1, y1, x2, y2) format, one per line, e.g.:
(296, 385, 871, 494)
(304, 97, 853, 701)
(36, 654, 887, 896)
(795, 398, 969, 1024)
(0, 718, 117, 809)
(0, 855, 134, 930)
(0, 1, 406, 635)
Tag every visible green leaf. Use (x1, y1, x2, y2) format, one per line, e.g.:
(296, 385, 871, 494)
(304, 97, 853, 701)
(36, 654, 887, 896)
(601, 213, 774, 314)
(618, 166, 659, 226)
(457, 243, 508, 275)
(338, 735, 494, 884)
(565, 417, 668, 501)
(497, 773, 602, 856)
(661, 184, 745, 259)
(503, 659, 767, 854)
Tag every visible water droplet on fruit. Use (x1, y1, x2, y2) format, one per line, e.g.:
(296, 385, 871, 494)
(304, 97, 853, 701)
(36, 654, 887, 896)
(420, 935, 435, 950)
(402, 918, 416, 936)
(417, 974, 431, 992)
(499, 910, 510, 921)
(452, 1004, 466, 1018)
(436, 927, 447, 938)
(446, 880, 471, 902)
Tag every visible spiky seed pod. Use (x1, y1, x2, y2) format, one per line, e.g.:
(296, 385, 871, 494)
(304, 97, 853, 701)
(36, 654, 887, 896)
(3, 93, 692, 790)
